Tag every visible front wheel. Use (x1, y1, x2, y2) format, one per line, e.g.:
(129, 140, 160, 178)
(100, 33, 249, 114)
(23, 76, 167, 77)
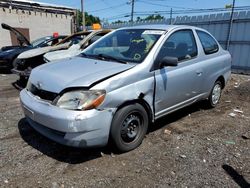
(110, 103, 148, 152)
(207, 80, 222, 108)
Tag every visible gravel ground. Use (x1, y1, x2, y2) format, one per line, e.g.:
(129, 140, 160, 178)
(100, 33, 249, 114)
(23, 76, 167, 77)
(0, 73, 249, 188)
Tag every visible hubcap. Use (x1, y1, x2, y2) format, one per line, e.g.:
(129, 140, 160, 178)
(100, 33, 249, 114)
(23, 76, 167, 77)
(212, 84, 221, 105)
(121, 113, 142, 143)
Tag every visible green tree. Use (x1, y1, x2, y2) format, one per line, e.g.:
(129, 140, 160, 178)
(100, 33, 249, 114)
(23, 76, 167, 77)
(110, 14, 164, 25)
(77, 10, 101, 27)
(136, 16, 142, 22)
(112, 20, 126, 24)
(144, 14, 164, 21)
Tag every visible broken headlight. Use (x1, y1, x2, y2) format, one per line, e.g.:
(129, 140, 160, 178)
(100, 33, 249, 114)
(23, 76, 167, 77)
(55, 90, 106, 110)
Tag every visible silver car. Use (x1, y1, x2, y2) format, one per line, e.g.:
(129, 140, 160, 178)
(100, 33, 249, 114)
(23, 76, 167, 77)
(20, 25, 231, 152)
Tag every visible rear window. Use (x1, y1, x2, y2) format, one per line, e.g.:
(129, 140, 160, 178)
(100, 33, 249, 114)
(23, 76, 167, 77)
(196, 30, 219, 55)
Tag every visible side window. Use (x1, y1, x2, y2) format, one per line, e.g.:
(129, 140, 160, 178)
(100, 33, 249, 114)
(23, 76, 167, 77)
(196, 30, 219, 55)
(156, 30, 197, 63)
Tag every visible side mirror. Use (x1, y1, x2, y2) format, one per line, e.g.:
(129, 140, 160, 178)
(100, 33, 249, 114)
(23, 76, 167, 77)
(159, 56, 178, 68)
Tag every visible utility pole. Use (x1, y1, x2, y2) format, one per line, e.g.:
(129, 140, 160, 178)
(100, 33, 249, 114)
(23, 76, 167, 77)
(226, 0, 235, 50)
(81, 0, 86, 31)
(169, 8, 173, 25)
(130, 0, 135, 23)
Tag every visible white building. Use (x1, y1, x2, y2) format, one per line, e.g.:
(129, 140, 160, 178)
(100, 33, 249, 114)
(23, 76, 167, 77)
(0, 0, 76, 48)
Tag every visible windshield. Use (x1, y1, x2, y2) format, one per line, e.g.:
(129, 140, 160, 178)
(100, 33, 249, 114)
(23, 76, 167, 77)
(83, 29, 164, 63)
(31, 36, 52, 47)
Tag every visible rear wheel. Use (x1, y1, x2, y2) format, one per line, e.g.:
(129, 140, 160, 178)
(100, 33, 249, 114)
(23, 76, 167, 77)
(110, 103, 148, 152)
(207, 80, 222, 108)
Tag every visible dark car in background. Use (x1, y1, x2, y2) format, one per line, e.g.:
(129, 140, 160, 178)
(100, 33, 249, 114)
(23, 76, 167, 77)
(0, 23, 67, 72)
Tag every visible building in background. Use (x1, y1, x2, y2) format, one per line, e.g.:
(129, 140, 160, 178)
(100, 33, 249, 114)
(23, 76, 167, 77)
(0, 0, 76, 48)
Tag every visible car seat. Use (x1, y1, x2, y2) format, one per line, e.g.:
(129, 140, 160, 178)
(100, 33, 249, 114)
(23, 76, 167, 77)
(175, 43, 188, 61)
(123, 38, 147, 61)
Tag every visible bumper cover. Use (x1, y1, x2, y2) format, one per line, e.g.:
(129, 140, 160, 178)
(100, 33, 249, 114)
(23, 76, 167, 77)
(0, 59, 10, 68)
(20, 89, 115, 148)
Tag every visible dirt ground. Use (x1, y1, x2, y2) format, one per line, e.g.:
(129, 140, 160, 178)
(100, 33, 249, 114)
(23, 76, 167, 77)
(0, 73, 249, 188)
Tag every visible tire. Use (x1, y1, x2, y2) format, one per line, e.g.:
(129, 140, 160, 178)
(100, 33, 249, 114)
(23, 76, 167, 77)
(17, 76, 28, 89)
(110, 103, 149, 152)
(207, 80, 222, 108)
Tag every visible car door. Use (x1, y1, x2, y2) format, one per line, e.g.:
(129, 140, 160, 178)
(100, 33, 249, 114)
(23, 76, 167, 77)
(153, 29, 204, 119)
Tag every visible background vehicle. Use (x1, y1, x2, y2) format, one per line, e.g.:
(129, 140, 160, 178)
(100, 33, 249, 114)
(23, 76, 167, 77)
(20, 25, 231, 152)
(44, 29, 111, 62)
(0, 23, 66, 72)
(12, 29, 111, 89)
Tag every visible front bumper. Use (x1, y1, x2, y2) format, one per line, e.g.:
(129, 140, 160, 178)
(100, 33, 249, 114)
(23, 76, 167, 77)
(0, 59, 10, 69)
(20, 89, 115, 148)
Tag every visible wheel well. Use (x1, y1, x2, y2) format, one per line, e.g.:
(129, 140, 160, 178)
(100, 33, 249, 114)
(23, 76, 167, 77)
(11, 55, 19, 68)
(116, 99, 154, 123)
(216, 76, 225, 89)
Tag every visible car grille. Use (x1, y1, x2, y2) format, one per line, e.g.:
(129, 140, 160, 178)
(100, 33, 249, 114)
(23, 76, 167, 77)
(27, 83, 58, 102)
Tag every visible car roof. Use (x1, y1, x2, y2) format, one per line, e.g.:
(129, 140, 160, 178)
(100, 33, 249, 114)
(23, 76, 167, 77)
(56, 29, 112, 45)
(119, 24, 198, 31)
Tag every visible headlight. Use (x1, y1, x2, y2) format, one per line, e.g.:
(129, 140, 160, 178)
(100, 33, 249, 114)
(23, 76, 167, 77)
(55, 90, 106, 110)
(17, 59, 25, 65)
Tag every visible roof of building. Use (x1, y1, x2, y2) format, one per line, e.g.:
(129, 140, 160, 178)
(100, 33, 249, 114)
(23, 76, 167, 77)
(11, 0, 74, 9)
(0, 0, 75, 13)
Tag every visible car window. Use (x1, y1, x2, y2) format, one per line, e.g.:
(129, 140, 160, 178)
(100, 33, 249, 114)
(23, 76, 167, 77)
(64, 35, 85, 45)
(196, 30, 219, 55)
(69, 36, 84, 45)
(89, 35, 103, 44)
(83, 29, 163, 63)
(156, 30, 197, 63)
(36, 37, 63, 47)
(31, 36, 52, 47)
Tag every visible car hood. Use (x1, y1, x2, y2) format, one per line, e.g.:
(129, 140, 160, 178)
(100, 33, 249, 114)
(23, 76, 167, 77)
(44, 44, 81, 62)
(1, 23, 30, 46)
(0, 47, 30, 59)
(18, 43, 70, 59)
(30, 56, 134, 93)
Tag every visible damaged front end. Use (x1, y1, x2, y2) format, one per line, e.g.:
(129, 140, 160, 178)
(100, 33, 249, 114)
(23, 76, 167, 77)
(12, 55, 45, 89)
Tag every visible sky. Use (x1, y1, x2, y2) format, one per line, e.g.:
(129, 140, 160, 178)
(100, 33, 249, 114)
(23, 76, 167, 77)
(35, 0, 250, 22)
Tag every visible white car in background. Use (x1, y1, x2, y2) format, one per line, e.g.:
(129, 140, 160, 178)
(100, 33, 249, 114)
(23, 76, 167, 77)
(44, 29, 111, 62)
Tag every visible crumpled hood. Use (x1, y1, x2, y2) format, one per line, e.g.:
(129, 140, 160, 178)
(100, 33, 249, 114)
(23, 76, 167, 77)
(18, 43, 69, 59)
(30, 56, 134, 93)
(44, 44, 81, 62)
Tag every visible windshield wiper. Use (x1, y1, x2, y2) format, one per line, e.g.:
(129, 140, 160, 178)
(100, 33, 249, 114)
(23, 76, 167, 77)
(80, 52, 91, 58)
(81, 53, 128, 64)
(97, 54, 128, 64)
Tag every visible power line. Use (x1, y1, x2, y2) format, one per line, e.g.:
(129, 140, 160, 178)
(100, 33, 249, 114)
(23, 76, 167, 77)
(137, 0, 195, 10)
(105, 13, 131, 20)
(88, 2, 127, 13)
(103, 6, 250, 21)
(133, 6, 250, 15)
